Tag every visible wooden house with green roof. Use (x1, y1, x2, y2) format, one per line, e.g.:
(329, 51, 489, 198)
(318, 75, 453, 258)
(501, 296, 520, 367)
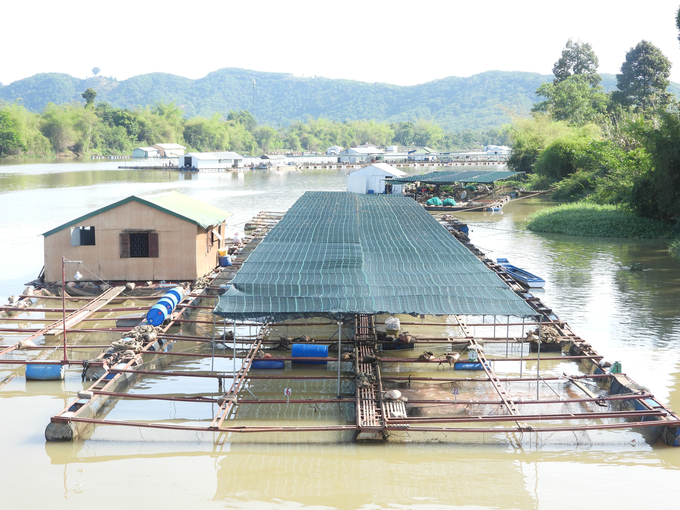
(42, 192, 232, 283)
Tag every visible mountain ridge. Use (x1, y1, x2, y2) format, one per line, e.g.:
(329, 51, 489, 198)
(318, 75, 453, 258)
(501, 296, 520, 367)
(2, 69, 678, 131)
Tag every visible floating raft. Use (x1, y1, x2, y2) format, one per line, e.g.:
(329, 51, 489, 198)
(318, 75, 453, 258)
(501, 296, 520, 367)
(2, 197, 678, 446)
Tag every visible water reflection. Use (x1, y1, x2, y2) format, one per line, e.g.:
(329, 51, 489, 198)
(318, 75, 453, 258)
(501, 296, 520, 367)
(42, 441, 680, 508)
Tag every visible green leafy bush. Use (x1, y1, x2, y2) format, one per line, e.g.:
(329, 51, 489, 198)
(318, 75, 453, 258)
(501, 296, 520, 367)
(526, 202, 677, 238)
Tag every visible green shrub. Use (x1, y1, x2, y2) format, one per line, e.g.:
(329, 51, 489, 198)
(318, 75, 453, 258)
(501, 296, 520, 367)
(670, 238, 680, 257)
(526, 202, 677, 238)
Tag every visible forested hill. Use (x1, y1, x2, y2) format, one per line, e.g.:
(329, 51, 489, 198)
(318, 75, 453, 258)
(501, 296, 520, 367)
(2, 69, 679, 131)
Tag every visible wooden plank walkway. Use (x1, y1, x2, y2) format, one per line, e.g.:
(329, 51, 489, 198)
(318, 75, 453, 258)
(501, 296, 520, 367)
(210, 338, 263, 429)
(44, 286, 126, 335)
(0, 286, 125, 358)
(355, 314, 384, 431)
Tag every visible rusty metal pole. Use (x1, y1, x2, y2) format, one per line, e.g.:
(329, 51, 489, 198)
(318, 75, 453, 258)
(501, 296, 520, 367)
(233, 320, 237, 385)
(520, 318, 524, 378)
(211, 297, 217, 373)
(337, 321, 342, 398)
(537, 315, 542, 400)
(506, 315, 510, 358)
(62, 257, 67, 363)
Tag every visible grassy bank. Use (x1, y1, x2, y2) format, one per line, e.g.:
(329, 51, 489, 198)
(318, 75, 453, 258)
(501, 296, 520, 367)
(526, 203, 677, 238)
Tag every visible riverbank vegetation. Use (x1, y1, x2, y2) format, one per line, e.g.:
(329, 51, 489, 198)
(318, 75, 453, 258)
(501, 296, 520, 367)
(527, 203, 676, 238)
(511, 30, 680, 247)
(0, 93, 506, 158)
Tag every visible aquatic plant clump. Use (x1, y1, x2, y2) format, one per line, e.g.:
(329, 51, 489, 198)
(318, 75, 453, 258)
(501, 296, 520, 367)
(526, 203, 677, 238)
(670, 238, 680, 257)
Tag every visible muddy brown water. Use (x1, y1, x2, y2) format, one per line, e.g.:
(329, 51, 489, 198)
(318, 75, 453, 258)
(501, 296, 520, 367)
(1, 160, 679, 508)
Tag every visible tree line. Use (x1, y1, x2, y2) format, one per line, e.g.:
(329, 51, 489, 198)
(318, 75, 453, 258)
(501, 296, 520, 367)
(0, 91, 506, 158)
(507, 30, 680, 222)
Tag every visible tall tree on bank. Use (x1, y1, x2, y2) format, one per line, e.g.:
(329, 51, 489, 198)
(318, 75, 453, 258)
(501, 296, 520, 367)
(533, 75, 608, 125)
(612, 40, 672, 114)
(534, 40, 606, 125)
(552, 39, 602, 86)
(81, 88, 97, 108)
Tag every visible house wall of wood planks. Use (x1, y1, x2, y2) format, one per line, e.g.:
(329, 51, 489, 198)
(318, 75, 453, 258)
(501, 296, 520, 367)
(43, 201, 224, 282)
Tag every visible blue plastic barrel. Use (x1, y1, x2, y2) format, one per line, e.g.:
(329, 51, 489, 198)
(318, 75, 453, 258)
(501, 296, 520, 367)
(291, 344, 328, 364)
(157, 295, 178, 313)
(454, 362, 489, 371)
(165, 286, 184, 303)
(219, 256, 232, 266)
(146, 303, 168, 326)
(26, 364, 65, 380)
(252, 359, 285, 369)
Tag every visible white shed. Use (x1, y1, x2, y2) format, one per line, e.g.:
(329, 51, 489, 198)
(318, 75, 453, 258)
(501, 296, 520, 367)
(339, 147, 385, 164)
(132, 147, 159, 158)
(347, 163, 407, 194)
(261, 154, 288, 167)
(182, 151, 244, 169)
(485, 145, 512, 156)
(326, 146, 343, 155)
(153, 143, 186, 158)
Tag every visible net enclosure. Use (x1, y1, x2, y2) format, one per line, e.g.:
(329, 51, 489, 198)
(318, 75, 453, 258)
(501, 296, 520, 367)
(214, 192, 537, 321)
(391, 170, 523, 185)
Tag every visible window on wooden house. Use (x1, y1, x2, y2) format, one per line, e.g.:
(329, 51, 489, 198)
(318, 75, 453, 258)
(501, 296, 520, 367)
(71, 226, 96, 246)
(120, 231, 159, 258)
(207, 226, 222, 252)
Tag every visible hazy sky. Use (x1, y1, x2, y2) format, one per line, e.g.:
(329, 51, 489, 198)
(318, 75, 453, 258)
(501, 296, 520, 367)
(4, 1, 680, 86)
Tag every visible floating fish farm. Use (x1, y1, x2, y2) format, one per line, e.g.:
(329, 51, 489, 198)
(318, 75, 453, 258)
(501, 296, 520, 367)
(1, 193, 679, 445)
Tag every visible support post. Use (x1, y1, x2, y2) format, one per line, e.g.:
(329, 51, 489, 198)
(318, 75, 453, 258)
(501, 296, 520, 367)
(506, 315, 510, 358)
(520, 318, 524, 378)
(337, 321, 342, 398)
(62, 257, 67, 363)
(60, 257, 82, 364)
(211, 297, 217, 373)
(537, 315, 542, 400)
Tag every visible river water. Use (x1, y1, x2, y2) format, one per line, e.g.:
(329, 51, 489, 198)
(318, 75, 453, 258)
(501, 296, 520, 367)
(1, 160, 679, 509)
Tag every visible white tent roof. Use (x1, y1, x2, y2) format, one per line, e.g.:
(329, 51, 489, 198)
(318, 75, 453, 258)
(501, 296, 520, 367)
(349, 163, 407, 178)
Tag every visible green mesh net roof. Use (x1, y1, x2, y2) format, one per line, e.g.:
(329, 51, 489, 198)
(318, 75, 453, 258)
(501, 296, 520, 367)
(214, 192, 537, 321)
(392, 170, 523, 185)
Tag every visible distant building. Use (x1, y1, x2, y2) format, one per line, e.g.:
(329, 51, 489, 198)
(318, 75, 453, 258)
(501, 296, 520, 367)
(132, 147, 159, 158)
(260, 154, 288, 167)
(153, 143, 186, 158)
(326, 146, 343, 155)
(408, 147, 437, 162)
(339, 147, 385, 164)
(42, 192, 231, 283)
(485, 145, 512, 156)
(347, 163, 407, 194)
(182, 152, 245, 169)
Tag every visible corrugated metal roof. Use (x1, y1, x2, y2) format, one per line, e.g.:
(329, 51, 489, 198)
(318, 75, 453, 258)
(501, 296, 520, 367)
(210, 151, 244, 159)
(214, 192, 537, 321)
(187, 152, 243, 160)
(349, 163, 407, 177)
(392, 170, 523, 184)
(42, 192, 231, 237)
(153, 143, 185, 149)
(343, 147, 385, 154)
